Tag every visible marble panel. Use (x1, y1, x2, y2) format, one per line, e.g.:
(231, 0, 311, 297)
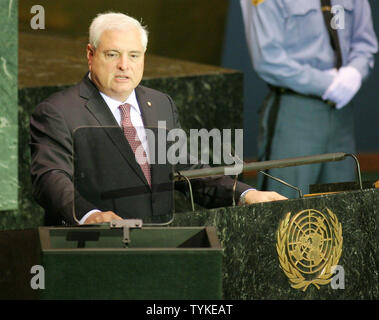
(0, 0, 18, 211)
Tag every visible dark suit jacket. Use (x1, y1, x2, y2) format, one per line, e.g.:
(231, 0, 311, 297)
(30, 74, 251, 225)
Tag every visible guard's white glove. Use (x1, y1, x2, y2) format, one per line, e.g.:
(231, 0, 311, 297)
(322, 66, 362, 110)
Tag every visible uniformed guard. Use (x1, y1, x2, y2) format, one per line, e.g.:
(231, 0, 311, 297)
(240, 0, 378, 197)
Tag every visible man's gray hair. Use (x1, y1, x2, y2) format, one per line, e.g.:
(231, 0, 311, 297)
(89, 12, 148, 50)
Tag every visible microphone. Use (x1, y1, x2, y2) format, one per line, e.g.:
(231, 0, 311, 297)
(173, 152, 349, 180)
(174, 152, 362, 181)
(228, 151, 302, 202)
(258, 170, 302, 198)
(173, 153, 363, 204)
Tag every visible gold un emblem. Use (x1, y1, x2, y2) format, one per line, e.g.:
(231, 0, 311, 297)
(276, 208, 343, 291)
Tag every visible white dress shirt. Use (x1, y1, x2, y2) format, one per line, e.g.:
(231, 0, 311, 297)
(99, 90, 150, 161)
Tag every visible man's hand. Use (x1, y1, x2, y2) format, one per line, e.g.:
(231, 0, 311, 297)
(244, 189, 287, 204)
(83, 211, 123, 224)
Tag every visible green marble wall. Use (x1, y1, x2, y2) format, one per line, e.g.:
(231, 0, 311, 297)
(172, 188, 379, 299)
(0, 0, 18, 211)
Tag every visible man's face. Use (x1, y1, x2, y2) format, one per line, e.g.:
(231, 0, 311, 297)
(87, 28, 145, 102)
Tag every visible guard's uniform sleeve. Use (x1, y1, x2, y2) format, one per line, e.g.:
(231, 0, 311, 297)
(240, 0, 335, 96)
(345, 0, 378, 81)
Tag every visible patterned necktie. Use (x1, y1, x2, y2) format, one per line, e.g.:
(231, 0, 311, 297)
(119, 103, 151, 187)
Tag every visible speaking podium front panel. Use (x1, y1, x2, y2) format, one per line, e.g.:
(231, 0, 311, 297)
(172, 188, 378, 299)
(0, 226, 222, 300)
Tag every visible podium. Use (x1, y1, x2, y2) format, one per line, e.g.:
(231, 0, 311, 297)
(172, 188, 378, 299)
(1, 150, 377, 299)
(0, 226, 223, 299)
(169, 152, 378, 299)
(1, 189, 377, 299)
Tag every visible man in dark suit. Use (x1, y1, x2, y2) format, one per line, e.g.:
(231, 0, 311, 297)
(30, 12, 286, 226)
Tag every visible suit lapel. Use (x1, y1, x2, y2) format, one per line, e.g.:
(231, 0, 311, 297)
(135, 86, 158, 130)
(79, 76, 149, 187)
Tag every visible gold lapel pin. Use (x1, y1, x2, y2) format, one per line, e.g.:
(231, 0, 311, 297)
(147, 101, 152, 107)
